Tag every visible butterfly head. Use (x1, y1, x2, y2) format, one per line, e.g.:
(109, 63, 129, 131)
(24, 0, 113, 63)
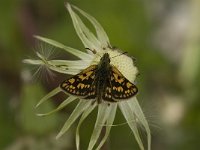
(100, 53, 110, 63)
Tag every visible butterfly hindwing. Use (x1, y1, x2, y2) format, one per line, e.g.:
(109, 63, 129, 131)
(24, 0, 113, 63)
(110, 66, 138, 100)
(102, 80, 116, 102)
(60, 65, 97, 98)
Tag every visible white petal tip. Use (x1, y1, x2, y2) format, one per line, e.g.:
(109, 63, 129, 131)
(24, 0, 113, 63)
(56, 133, 62, 139)
(35, 104, 39, 108)
(33, 35, 40, 39)
(64, 1, 71, 9)
(36, 114, 45, 117)
(22, 59, 28, 63)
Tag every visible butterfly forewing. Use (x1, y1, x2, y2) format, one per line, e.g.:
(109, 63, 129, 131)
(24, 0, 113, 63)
(60, 65, 97, 98)
(109, 66, 138, 100)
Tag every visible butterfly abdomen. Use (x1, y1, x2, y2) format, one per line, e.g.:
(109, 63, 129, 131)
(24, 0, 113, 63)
(95, 61, 111, 103)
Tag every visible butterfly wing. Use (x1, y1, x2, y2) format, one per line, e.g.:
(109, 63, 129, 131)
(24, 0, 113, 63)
(110, 66, 138, 100)
(60, 65, 97, 98)
(102, 79, 116, 102)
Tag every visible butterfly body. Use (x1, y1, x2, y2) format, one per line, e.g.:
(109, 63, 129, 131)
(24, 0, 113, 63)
(60, 53, 138, 103)
(93, 53, 111, 103)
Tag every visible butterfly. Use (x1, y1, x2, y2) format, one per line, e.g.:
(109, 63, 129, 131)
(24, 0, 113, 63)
(60, 52, 138, 103)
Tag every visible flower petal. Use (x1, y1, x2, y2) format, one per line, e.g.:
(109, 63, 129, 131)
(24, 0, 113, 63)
(56, 100, 91, 139)
(35, 87, 61, 108)
(23, 58, 82, 75)
(128, 98, 151, 150)
(23, 59, 43, 65)
(50, 60, 90, 69)
(119, 101, 144, 150)
(72, 5, 110, 48)
(88, 103, 111, 150)
(96, 103, 117, 150)
(76, 103, 97, 150)
(35, 35, 93, 60)
(66, 3, 102, 51)
(37, 96, 77, 116)
(46, 65, 80, 75)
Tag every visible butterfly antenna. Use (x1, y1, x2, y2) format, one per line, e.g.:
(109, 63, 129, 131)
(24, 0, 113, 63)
(85, 48, 103, 58)
(85, 48, 97, 54)
(111, 51, 127, 59)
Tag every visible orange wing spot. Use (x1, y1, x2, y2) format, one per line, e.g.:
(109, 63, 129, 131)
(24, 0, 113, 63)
(123, 94, 127, 98)
(68, 78, 75, 84)
(79, 71, 93, 81)
(113, 73, 118, 80)
(117, 86, 123, 92)
(113, 73, 124, 83)
(91, 74, 95, 79)
(77, 83, 85, 89)
(118, 78, 124, 84)
(125, 90, 130, 94)
(62, 83, 67, 87)
(72, 90, 76, 94)
(126, 82, 132, 88)
(86, 71, 93, 76)
(78, 75, 85, 80)
(85, 84, 90, 88)
(82, 65, 96, 73)
(133, 88, 137, 92)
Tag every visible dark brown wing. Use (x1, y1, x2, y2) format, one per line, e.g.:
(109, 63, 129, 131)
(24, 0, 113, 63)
(102, 79, 116, 102)
(110, 66, 138, 100)
(60, 65, 97, 98)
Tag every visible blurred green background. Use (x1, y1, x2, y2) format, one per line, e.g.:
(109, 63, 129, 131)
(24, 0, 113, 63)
(0, 0, 200, 150)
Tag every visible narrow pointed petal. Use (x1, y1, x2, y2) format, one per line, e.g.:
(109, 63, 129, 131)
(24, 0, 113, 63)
(88, 103, 111, 150)
(66, 3, 102, 50)
(35, 35, 93, 60)
(76, 103, 97, 150)
(50, 60, 90, 69)
(23, 58, 82, 75)
(44, 61, 82, 75)
(46, 65, 80, 75)
(56, 100, 91, 139)
(37, 96, 77, 116)
(119, 101, 144, 150)
(128, 98, 151, 150)
(73, 5, 110, 48)
(96, 103, 117, 150)
(35, 87, 61, 108)
(23, 59, 44, 65)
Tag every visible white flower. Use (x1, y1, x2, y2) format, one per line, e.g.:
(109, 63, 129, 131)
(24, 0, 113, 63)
(23, 3, 151, 150)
